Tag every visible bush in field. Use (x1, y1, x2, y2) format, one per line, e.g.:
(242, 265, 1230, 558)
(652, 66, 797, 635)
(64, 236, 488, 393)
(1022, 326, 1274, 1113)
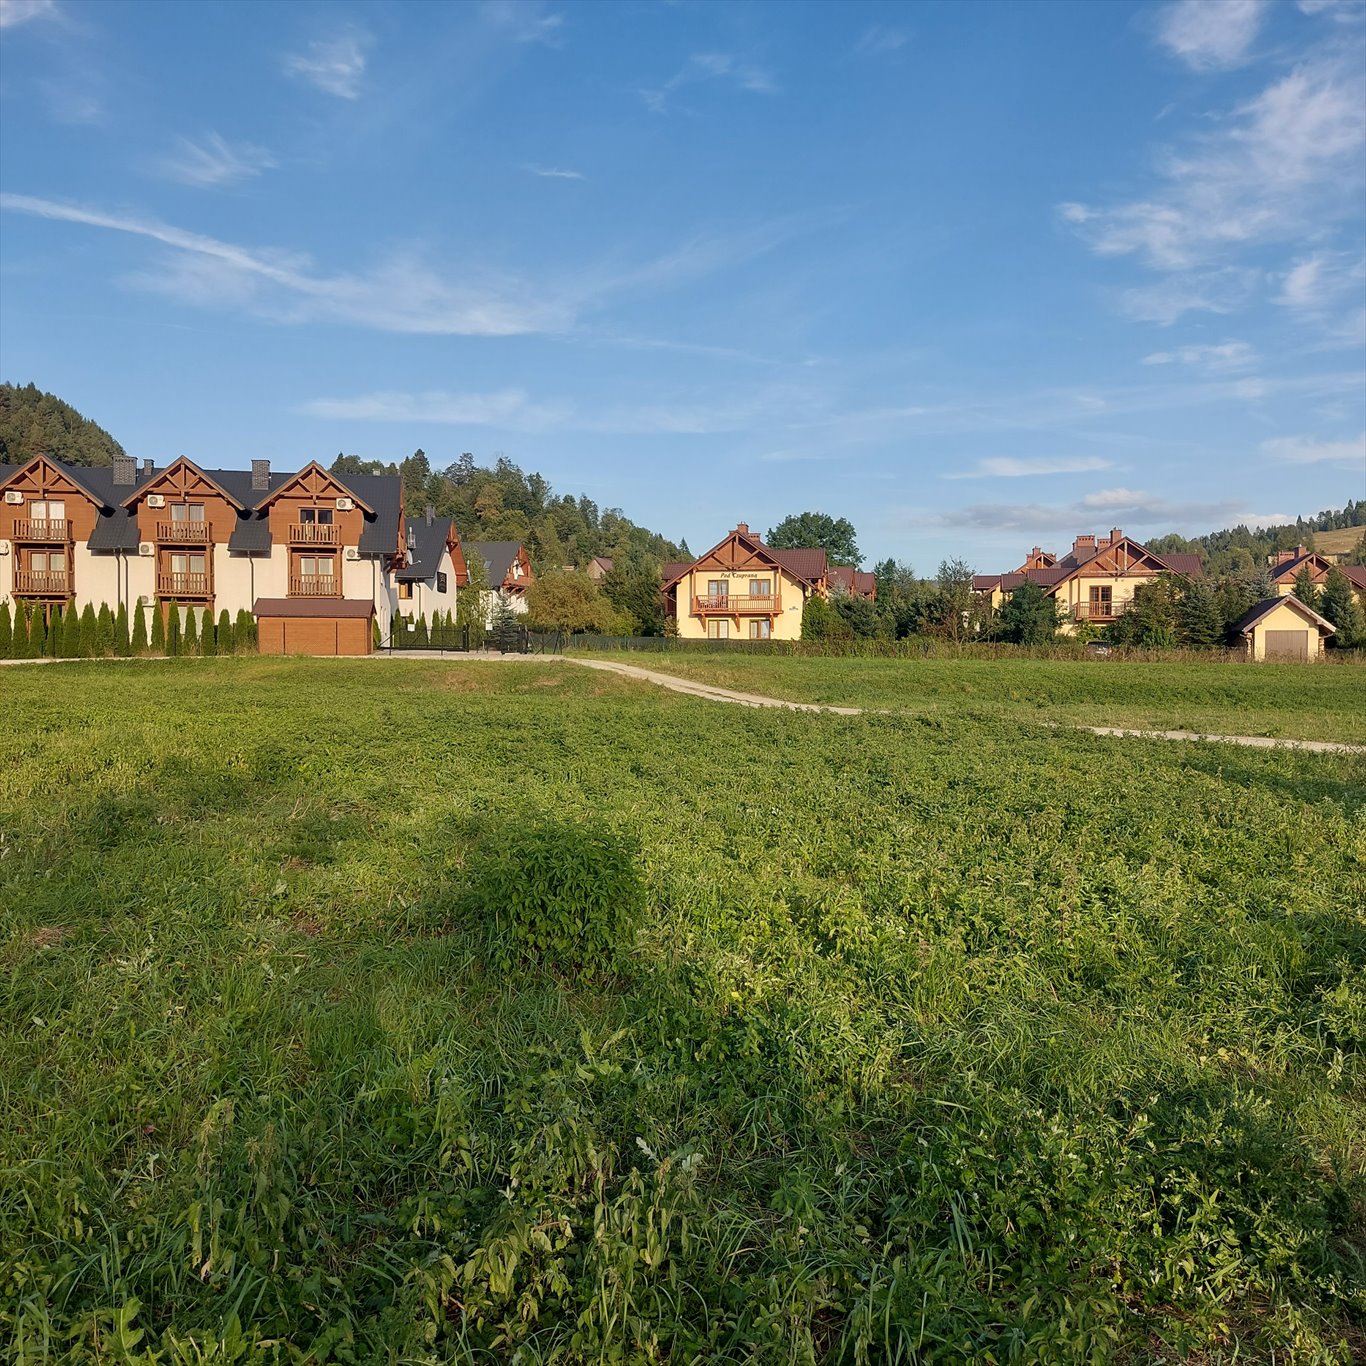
(801, 593, 853, 641)
(466, 818, 644, 975)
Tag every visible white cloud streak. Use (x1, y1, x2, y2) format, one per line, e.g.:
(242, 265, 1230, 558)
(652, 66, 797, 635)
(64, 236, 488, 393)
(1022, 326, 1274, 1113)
(152, 133, 276, 189)
(0, 0, 59, 28)
(1261, 433, 1365, 465)
(481, 0, 564, 46)
(939, 490, 1292, 535)
(1141, 340, 1257, 370)
(641, 52, 778, 113)
(283, 29, 370, 99)
(525, 164, 585, 180)
(853, 25, 909, 57)
(944, 456, 1116, 480)
(1155, 0, 1266, 71)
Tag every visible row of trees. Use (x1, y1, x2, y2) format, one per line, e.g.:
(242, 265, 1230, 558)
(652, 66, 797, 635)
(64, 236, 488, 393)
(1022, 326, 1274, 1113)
(0, 600, 258, 660)
(1147, 501, 1365, 576)
(0, 382, 126, 467)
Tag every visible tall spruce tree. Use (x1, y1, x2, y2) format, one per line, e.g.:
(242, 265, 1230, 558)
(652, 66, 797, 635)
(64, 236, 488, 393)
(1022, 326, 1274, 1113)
(217, 609, 233, 654)
(1292, 564, 1320, 610)
(0, 601, 10, 657)
(10, 602, 27, 658)
(1318, 568, 1365, 649)
(165, 603, 180, 656)
(181, 606, 199, 655)
(1177, 578, 1223, 649)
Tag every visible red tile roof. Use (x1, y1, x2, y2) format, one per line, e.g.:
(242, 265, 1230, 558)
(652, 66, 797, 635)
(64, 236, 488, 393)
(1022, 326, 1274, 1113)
(767, 546, 829, 583)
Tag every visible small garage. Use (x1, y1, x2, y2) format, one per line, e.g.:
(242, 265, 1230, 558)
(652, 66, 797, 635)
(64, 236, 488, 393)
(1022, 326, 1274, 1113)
(1234, 595, 1334, 662)
(254, 598, 374, 656)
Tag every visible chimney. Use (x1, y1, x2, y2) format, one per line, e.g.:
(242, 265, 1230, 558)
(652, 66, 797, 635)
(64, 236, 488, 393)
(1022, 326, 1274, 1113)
(735, 522, 749, 536)
(425, 504, 434, 526)
(251, 458, 270, 491)
(1072, 533, 1096, 558)
(141, 458, 154, 477)
(112, 455, 136, 487)
(1031, 545, 1041, 558)
(1110, 527, 1123, 545)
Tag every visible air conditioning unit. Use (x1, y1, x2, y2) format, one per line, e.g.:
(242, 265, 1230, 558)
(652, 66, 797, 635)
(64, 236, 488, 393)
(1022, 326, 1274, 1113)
(336, 497, 354, 511)
(138, 595, 155, 608)
(344, 546, 360, 561)
(138, 542, 155, 557)
(4, 491, 22, 505)
(147, 494, 166, 508)
(0, 539, 10, 556)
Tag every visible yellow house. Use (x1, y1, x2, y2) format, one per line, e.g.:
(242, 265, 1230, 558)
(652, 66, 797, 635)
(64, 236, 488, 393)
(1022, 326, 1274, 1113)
(974, 529, 1203, 633)
(663, 523, 846, 641)
(1268, 547, 1366, 602)
(1233, 595, 1335, 661)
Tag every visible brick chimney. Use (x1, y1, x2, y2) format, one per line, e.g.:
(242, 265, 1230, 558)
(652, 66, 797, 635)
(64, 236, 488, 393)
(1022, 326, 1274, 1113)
(1072, 533, 1096, 558)
(251, 458, 270, 491)
(112, 455, 136, 486)
(141, 458, 154, 477)
(425, 504, 434, 525)
(1110, 527, 1123, 545)
(735, 522, 749, 536)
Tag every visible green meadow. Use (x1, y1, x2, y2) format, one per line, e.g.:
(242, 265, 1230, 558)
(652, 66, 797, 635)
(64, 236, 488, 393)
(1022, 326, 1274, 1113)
(1, 657, 1363, 1363)
(570, 650, 1366, 744)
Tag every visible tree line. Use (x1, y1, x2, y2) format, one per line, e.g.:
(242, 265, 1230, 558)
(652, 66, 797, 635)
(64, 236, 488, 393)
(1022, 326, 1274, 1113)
(0, 600, 258, 660)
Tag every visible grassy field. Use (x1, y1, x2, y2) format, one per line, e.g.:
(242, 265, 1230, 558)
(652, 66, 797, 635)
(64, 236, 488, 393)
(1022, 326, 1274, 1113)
(2, 657, 1364, 1364)
(571, 651, 1366, 744)
(1314, 527, 1366, 558)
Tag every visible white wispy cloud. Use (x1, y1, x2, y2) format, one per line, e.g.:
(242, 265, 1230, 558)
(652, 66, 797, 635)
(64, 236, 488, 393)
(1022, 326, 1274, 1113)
(1297, 0, 1365, 17)
(481, 0, 564, 46)
(300, 388, 567, 428)
(1119, 269, 1260, 324)
(939, 490, 1291, 534)
(1155, 0, 1266, 70)
(1141, 340, 1257, 370)
(152, 133, 276, 189)
(853, 25, 910, 57)
(1261, 432, 1365, 465)
(0, 0, 59, 28)
(0, 193, 567, 335)
(1277, 252, 1366, 310)
(641, 52, 778, 113)
(944, 456, 1116, 480)
(525, 164, 585, 180)
(1061, 54, 1365, 273)
(283, 28, 370, 99)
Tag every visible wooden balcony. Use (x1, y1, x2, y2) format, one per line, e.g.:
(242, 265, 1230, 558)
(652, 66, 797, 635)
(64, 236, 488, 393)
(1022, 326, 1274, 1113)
(13, 518, 69, 542)
(1073, 600, 1121, 622)
(288, 523, 340, 546)
(157, 572, 212, 599)
(290, 574, 341, 597)
(13, 570, 70, 596)
(693, 593, 781, 616)
(156, 520, 210, 543)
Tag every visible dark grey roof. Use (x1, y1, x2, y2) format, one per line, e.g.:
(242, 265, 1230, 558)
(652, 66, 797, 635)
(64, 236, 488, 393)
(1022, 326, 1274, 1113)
(395, 516, 453, 582)
(343, 474, 403, 558)
(227, 520, 273, 556)
(471, 540, 523, 585)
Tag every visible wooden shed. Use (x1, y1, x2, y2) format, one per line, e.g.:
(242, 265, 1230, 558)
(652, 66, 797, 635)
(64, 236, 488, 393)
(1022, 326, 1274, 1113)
(1233, 595, 1334, 662)
(254, 598, 374, 656)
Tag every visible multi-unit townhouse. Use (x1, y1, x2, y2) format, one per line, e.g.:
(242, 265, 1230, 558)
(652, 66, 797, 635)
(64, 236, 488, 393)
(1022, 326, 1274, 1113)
(663, 522, 875, 641)
(974, 528, 1203, 632)
(0, 453, 466, 654)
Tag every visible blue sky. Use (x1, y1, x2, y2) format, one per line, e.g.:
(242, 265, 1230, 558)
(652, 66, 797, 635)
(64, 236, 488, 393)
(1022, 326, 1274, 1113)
(1, 0, 1363, 569)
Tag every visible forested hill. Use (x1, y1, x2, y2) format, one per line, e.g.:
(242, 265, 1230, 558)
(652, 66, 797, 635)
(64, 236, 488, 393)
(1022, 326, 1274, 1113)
(1148, 500, 1366, 575)
(0, 383, 126, 467)
(333, 450, 684, 572)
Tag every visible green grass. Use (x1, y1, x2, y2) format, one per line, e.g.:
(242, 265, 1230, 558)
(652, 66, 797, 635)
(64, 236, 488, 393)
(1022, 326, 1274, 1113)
(574, 650, 1366, 743)
(1, 657, 1364, 1363)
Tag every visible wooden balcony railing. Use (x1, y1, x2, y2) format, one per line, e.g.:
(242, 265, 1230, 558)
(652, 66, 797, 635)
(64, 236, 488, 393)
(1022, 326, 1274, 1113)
(288, 523, 340, 546)
(13, 518, 69, 542)
(290, 575, 341, 597)
(13, 570, 70, 596)
(157, 572, 212, 599)
(156, 520, 210, 543)
(1073, 600, 1121, 621)
(693, 593, 781, 615)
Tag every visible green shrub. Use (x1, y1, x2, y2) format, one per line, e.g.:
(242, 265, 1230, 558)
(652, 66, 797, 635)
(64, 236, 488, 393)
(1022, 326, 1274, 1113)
(96, 603, 115, 657)
(0, 601, 10, 657)
(466, 818, 645, 975)
(234, 608, 255, 653)
(181, 606, 199, 655)
(29, 606, 47, 657)
(78, 603, 98, 657)
(59, 605, 79, 657)
(9, 601, 26, 658)
(150, 602, 165, 655)
(217, 609, 233, 654)
(132, 602, 149, 655)
(165, 602, 180, 656)
(113, 602, 129, 656)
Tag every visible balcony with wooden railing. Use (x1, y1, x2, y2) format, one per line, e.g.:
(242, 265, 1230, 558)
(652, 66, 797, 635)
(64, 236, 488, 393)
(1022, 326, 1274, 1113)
(157, 572, 212, 599)
(156, 520, 210, 543)
(693, 593, 782, 616)
(290, 574, 341, 597)
(12, 518, 70, 542)
(1072, 599, 1123, 622)
(288, 522, 341, 546)
(14, 569, 71, 596)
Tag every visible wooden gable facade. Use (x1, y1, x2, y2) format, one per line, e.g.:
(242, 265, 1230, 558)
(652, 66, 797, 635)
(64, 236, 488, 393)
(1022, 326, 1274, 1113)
(256, 462, 375, 553)
(124, 457, 243, 547)
(1, 456, 101, 603)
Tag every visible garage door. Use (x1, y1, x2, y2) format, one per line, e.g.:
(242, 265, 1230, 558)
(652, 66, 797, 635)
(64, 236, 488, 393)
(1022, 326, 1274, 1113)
(1265, 629, 1308, 661)
(284, 619, 341, 655)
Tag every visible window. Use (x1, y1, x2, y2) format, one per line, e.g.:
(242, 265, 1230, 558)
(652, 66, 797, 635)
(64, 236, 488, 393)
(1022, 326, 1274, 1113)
(299, 507, 334, 525)
(299, 556, 335, 579)
(171, 553, 207, 575)
(171, 503, 205, 522)
(437, 571, 448, 594)
(1089, 586, 1112, 616)
(398, 581, 413, 600)
(30, 500, 65, 522)
(707, 618, 730, 640)
(749, 619, 771, 640)
(749, 578, 771, 598)
(707, 579, 729, 599)
(28, 549, 66, 573)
